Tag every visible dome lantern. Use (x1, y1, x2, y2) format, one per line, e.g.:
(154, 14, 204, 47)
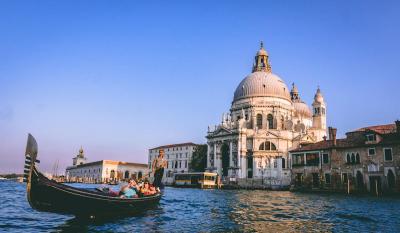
(252, 41, 272, 73)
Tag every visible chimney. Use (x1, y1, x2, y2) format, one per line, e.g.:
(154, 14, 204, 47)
(396, 120, 400, 135)
(328, 127, 337, 146)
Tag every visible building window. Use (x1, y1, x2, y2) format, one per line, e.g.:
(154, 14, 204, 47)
(185, 161, 187, 168)
(281, 158, 286, 169)
(351, 153, 356, 163)
(322, 153, 329, 164)
(267, 114, 274, 129)
(292, 153, 304, 166)
(355, 153, 360, 164)
(306, 152, 319, 166)
(366, 134, 376, 142)
(256, 114, 263, 129)
(384, 148, 393, 161)
(368, 148, 376, 156)
(273, 160, 277, 168)
(346, 153, 350, 163)
(325, 173, 331, 184)
(259, 141, 277, 151)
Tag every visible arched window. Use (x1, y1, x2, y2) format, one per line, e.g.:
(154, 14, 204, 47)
(356, 153, 360, 164)
(124, 170, 130, 179)
(351, 153, 356, 164)
(267, 114, 274, 129)
(256, 114, 263, 129)
(138, 171, 143, 179)
(282, 158, 286, 169)
(259, 141, 277, 151)
(110, 170, 115, 179)
(346, 154, 350, 163)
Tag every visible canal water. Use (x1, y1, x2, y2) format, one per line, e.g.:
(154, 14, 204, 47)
(0, 181, 399, 232)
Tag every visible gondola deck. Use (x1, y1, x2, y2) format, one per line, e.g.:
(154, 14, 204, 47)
(24, 134, 162, 218)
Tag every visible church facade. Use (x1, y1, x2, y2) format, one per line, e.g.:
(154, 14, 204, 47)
(206, 43, 327, 188)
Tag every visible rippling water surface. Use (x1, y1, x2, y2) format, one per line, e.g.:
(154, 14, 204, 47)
(0, 181, 399, 232)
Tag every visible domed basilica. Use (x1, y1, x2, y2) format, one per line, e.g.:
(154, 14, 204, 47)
(206, 42, 327, 187)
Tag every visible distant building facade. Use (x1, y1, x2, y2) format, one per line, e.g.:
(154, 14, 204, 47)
(148, 143, 198, 184)
(65, 148, 148, 183)
(290, 121, 400, 194)
(206, 43, 327, 189)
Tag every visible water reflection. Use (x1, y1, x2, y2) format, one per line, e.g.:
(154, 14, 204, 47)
(229, 191, 333, 232)
(1, 182, 400, 232)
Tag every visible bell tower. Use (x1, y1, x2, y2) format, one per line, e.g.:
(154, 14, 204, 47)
(72, 146, 87, 166)
(312, 87, 327, 130)
(252, 41, 272, 73)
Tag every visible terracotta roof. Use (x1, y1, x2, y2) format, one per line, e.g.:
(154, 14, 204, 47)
(290, 137, 364, 152)
(150, 142, 198, 150)
(291, 123, 399, 153)
(353, 124, 396, 135)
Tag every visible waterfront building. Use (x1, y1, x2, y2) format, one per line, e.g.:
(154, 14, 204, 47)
(206, 42, 327, 189)
(65, 148, 148, 183)
(148, 142, 198, 184)
(289, 121, 400, 194)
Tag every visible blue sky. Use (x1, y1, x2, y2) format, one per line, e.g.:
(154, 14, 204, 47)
(0, 1, 399, 173)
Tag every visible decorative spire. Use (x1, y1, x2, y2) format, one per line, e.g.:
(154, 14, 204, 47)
(252, 41, 271, 73)
(290, 83, 300, 101)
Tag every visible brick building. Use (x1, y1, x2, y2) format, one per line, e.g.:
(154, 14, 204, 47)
(289, 121, 400, 195)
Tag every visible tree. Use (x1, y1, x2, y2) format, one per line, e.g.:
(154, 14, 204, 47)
(189, 144, 207, 172)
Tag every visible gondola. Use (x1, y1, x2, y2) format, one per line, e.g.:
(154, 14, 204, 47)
(23, 134, 162, 218)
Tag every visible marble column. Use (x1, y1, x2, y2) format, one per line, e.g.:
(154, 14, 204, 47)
(237, 137, 241, 177)
(207, 143, 210, 168)
(213, 143, 217, 169)
(229, 141, 233, 168)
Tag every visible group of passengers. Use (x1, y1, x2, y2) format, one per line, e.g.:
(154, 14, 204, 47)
(104, 149, 166, 199)
(118, 178, 159, 198)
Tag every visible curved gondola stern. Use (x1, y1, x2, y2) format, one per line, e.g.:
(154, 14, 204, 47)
(24, 133, 40, 208)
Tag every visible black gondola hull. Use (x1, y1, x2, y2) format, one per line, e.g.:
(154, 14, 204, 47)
(28, 168, 161, 217)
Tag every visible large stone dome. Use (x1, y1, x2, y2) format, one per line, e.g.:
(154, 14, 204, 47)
(233, 71, 291, 102)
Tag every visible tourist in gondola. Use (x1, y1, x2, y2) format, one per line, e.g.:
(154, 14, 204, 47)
(140, 180, 157, 196)
(152, 149, 167, 188)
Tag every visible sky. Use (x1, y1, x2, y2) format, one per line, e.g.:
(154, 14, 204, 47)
(0, 1, 399, 174)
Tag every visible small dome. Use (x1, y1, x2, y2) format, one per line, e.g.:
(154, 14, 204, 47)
(78, 147, 84, 158)
(293, 101, 312, 118)
(233, 71, 291, 102)
(257, 48, 268, 56)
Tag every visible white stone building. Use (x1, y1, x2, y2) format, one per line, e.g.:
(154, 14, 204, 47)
(206, 42, 327, 188)
(65, 148, 148, 183)
(148, 143, 198, 184)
